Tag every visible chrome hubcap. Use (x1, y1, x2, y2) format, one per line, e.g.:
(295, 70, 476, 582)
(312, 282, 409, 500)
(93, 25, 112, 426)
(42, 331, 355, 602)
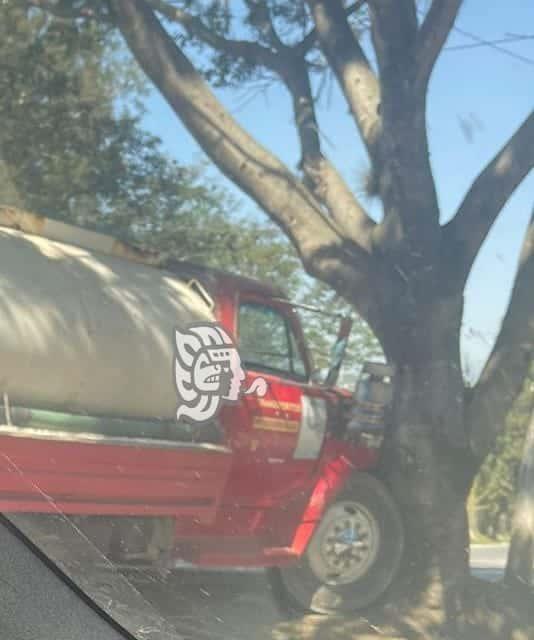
(308, 501, 380, 586)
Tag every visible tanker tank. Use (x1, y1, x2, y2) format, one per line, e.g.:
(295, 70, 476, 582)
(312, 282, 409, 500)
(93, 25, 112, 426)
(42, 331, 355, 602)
(0, 225, 215, 422)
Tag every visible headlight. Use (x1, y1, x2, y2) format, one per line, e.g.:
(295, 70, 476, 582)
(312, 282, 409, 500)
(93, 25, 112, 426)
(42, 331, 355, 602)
(346, 361, 395, 449)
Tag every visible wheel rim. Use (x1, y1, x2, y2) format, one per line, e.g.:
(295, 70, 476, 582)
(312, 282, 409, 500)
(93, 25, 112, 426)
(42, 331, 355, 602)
(307, 501, 381, 586)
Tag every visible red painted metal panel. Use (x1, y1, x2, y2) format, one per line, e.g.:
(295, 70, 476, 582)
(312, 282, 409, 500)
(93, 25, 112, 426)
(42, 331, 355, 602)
(0, 434, 232, 522)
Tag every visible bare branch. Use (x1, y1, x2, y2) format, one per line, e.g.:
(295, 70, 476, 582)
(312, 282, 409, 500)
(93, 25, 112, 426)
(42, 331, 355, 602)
(365, 2, 441, 257)
(306, 0, 381, 162)
(244, 0, 284, 50)
(148, 0, 278, 67)
(108, 0, 376, 286)
(415, 0, 463, 92)
(444, 110, 534, 284)
(469, 210, 534, 460)
(23, 0, 96, 20)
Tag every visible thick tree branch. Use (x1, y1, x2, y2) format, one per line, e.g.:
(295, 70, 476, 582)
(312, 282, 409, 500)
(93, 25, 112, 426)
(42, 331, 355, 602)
(444, 110, 534, 284)
(368, 0, 418, 88)
(108, 0, 377, 293)
(278, 57, 322, 167)
(306, 0, 381, 163)
(150, 0, 375, 251)
(296, 1, 367, 56)
(152, 0, 375, 249)
(281, 55, 375, 246)
(367, 1, 441, 261)
(415, 0, 463, 93)
(468, 210, 534, 460)
(308, 160, 376, 247)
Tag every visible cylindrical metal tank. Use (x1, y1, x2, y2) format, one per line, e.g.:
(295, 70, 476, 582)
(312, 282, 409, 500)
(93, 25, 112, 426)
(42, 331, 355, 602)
(0, 226, 214, 420)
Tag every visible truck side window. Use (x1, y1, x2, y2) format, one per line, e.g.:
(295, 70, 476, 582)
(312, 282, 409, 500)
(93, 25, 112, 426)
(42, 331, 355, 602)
(238, 302, 307, 380)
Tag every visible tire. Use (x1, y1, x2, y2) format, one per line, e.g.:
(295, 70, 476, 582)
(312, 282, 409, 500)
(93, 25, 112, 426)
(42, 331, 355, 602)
(271, 472, 404, 614)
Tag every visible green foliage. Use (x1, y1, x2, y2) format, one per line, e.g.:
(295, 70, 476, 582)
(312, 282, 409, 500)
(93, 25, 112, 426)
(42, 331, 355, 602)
(0, 5, 292, 278)
(472, 365, 534, 538)
(124, 177, 304, 297)
(0, 4, 142, 218)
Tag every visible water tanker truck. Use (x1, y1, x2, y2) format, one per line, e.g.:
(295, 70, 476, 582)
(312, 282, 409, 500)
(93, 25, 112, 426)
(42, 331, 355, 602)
(0, 208, 404, 613)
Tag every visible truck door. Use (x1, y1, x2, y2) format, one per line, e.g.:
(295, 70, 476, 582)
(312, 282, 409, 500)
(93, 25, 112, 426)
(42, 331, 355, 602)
(222, 297, 329, 503)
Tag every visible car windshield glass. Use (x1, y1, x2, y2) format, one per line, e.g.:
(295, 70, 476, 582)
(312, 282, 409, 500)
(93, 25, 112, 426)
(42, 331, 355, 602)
(1, 2, 533, 640)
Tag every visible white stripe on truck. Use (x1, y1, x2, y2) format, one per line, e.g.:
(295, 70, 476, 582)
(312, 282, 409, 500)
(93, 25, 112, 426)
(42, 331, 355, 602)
(293, 396, 327, 460)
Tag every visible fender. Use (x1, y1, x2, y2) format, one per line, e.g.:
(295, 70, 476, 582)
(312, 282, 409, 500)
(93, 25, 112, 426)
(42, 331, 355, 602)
(289, 454, 354, 556)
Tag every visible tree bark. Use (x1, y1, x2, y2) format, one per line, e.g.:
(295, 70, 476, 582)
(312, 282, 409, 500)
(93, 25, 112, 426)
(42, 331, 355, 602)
(505, 408, 534, 589)
(385, 373, 474, 625)
(379, 295, 476, 629)
(305, 0, 381, 162)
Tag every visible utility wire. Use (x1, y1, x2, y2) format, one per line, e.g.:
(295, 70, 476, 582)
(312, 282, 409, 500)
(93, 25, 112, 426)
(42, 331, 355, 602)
(451, 25, 534, 67)
(446, 35, 534, 52)
(417, 7, 534, 67)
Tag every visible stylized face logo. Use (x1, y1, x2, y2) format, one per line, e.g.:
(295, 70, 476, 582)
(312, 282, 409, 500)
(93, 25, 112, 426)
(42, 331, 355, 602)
(174, 323, 266, 424)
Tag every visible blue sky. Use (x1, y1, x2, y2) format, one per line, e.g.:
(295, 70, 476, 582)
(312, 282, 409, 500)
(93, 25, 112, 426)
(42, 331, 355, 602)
(140, 0, 533, 379)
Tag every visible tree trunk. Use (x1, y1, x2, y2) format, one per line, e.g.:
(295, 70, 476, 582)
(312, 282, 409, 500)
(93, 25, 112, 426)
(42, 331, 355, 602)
(505, 408, 534, 589)
(378, 296, 477, 630)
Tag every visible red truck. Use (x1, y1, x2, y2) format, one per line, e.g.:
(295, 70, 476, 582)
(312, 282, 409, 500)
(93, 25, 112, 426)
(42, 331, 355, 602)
(0, 211, 403, 613)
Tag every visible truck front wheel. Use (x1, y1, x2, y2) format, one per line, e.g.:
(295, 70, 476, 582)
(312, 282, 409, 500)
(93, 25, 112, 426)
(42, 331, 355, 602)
(272, 472, 404, 613)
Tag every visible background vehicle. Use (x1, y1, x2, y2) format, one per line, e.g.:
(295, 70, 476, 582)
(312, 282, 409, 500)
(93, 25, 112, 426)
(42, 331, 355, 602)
(0, 212, 403, 612)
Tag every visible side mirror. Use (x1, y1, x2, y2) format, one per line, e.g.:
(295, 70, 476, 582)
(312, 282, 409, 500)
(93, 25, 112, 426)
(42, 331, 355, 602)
(324, 317, 352, 387)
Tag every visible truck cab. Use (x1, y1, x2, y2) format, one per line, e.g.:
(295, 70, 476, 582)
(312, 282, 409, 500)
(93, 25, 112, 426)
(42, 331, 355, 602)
(162, 264, 378, 562)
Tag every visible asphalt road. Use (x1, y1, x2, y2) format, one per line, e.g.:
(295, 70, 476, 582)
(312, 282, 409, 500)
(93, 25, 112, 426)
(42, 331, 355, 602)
(471, 543, 511, 583)
(127, 546, 513, 640)
(5, 515, 515, 640)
